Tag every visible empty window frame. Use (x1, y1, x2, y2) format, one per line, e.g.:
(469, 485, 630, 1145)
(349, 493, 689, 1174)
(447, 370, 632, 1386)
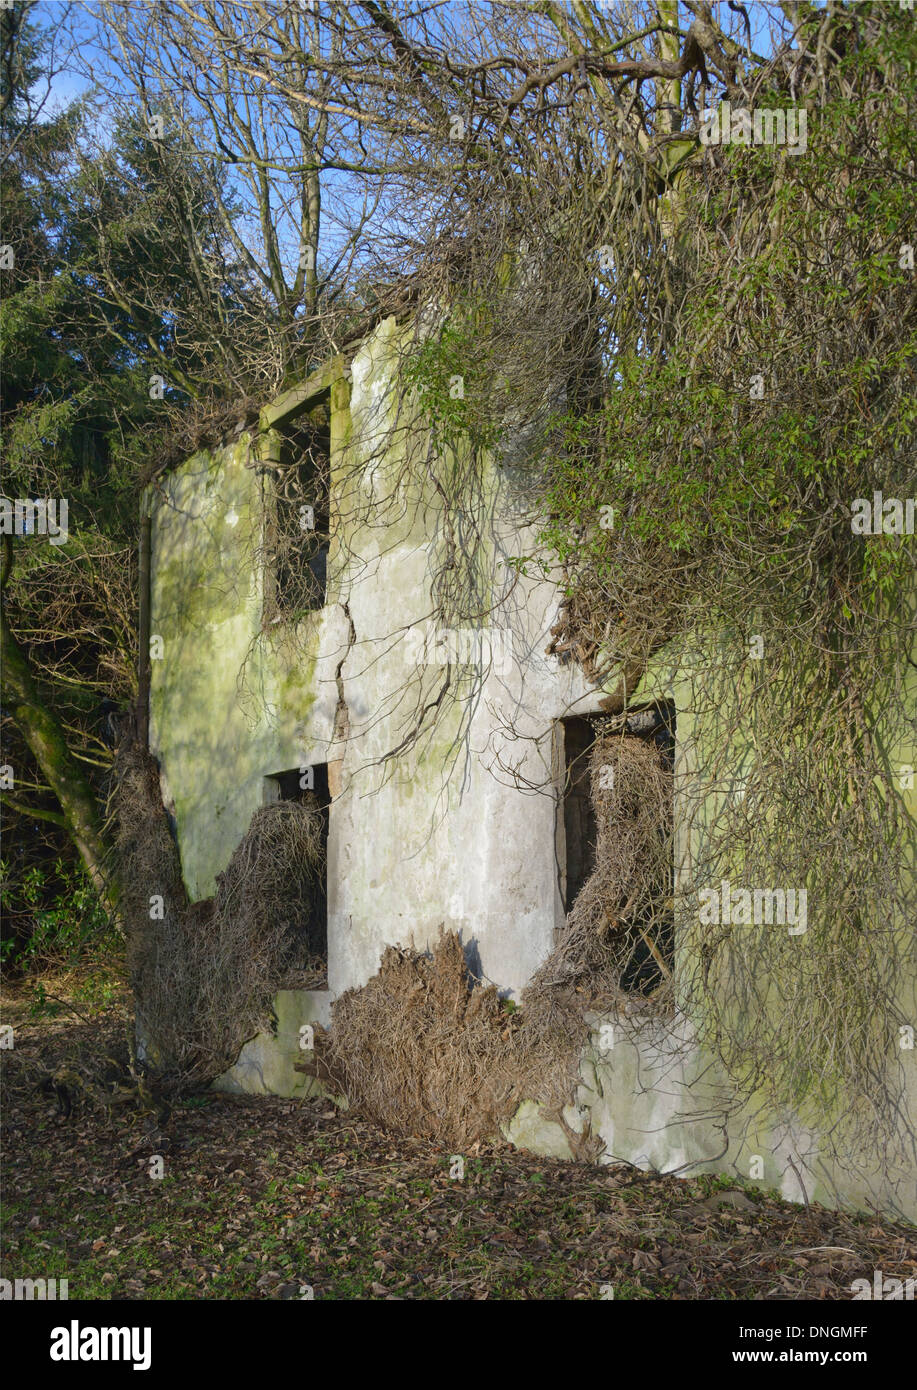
(263, 763, 330, 973)
(262, 395, 330, 622)
(561, 716, 599, 914)
(560, 703, 676, 997)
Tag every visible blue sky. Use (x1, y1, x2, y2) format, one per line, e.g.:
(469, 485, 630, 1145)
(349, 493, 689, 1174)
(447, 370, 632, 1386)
(25, 1, 820, 285)
(32, 0, 819, 116)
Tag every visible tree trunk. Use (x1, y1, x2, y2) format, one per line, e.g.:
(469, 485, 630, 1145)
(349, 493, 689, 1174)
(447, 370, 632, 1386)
(1, 597, 120, 924)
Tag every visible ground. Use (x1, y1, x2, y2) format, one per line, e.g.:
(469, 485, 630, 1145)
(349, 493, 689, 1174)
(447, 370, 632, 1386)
(2, 979, 916, 1301)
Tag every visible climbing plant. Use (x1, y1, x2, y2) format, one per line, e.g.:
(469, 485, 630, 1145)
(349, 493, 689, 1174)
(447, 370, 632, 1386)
(393, 5, 916, 1161)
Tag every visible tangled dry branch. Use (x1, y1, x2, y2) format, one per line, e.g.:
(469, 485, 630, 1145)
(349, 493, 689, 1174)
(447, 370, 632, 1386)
(311, 733, 675, 1144)
(113, 734, 326, 1091)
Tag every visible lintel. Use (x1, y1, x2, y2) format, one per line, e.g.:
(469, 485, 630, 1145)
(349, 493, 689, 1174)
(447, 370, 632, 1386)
(259, 355, 347, 433)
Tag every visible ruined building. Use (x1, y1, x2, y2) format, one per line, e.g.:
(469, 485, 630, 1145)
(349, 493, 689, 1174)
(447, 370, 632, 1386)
(146, 316, 917, 1222)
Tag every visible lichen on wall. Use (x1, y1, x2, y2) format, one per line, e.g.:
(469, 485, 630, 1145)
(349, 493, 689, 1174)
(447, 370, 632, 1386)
(149, 319, 917, 1222)
(149, 426, 338, 900)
